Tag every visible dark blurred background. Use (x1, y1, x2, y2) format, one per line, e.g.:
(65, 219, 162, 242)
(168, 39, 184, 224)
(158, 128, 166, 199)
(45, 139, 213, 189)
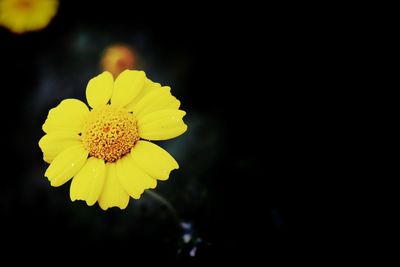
(0, 1, 309, 263)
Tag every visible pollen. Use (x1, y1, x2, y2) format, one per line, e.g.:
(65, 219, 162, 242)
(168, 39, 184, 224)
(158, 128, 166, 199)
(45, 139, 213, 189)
(82, 105, 139, 162)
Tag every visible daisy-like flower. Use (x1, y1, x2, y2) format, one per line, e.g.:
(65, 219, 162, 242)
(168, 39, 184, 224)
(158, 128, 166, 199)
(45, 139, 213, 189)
(39, 70, 187, 210)
(0, 0, 58, 34)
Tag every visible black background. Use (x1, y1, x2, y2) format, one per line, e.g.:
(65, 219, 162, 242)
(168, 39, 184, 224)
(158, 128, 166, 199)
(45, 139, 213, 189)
(0, 1, 311, 263)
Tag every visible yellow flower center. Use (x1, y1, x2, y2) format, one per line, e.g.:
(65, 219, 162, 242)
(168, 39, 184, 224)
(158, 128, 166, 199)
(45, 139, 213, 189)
(82, 105, 139, 163)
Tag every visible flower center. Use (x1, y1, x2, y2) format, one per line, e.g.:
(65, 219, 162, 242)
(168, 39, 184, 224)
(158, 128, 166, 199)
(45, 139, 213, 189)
(82, 105, 139, 163)
(14, 0, 34, 11)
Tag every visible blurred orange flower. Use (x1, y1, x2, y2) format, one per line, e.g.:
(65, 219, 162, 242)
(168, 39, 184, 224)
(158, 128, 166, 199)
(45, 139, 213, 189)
(101, 45, 136, 78)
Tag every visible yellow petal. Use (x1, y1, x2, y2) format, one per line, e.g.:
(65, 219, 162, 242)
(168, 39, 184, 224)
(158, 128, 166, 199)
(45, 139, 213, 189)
(116, 153, 157, 199)
(39, 132, 81, 163)
(111, 70, 145, 107)
(43, 99, 89, 134)
(130, 87, 181, 120)
(146, 78, 162, 90)
(130, 141, 178, 181)
(45, 144, 88, 187)
(125, 78, 163, 111)
(86, 71, 114, 108)
(138, 109, 188, 140)
(98, 163, 130, 210)
(70, 157, 106, 206)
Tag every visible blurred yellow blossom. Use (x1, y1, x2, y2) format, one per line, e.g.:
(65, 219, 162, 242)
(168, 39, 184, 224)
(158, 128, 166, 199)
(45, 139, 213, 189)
(0, 0, 58, 34)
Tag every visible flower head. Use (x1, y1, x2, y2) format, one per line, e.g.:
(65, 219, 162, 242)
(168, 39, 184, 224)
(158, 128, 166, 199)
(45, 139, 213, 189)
(101, 44, 136, 78)
(0, 0, 58, 34)
(39, 70, 187, 210)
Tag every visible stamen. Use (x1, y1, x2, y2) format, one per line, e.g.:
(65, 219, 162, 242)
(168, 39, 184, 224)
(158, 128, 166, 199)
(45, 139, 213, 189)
(82, 105, 139, 162)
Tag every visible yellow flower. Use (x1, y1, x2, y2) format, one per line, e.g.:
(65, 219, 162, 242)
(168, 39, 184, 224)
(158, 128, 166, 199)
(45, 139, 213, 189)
(39, 70, 187, 210)
(0, 0, 58, 34)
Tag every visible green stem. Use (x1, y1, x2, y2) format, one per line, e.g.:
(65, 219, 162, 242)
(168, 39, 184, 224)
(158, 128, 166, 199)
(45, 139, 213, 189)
(145, 190, 180, 223)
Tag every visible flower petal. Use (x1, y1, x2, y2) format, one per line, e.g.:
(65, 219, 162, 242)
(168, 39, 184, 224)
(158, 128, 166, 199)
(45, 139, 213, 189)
(130, 86, 181, 120)
(98, 163, 130, 210)
(42, 99, 89, 134)
(70, 157, 106, 206)
(86, 71, 114, 108)
(130, 141, 178, 181)
(45, 144, 88, 187)
(39, 132, 81, 163)
(138, 109, 187, 140)
(116, 153, 157, 199)
(125, 78, 162, 111)
(111, 70, 145, 107)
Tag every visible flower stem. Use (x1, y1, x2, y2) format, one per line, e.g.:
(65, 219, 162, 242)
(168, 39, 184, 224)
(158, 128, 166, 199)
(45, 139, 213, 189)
(145, 190, 180, 223)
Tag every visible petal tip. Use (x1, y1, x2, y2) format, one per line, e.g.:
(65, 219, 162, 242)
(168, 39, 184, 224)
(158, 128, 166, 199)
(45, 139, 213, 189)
(99, 205, 109, 211)
(171, 124, 188, 139)
(42, 123, 49, 133)
(38, 135, 45, 148)
(150, 180, 158, 189)
(44, 169, 51, 179)
(101, 70, 113, 77)
(86, 200, 96, 206)
(98, 203, 129, 211)
(119, 203, 129, 210)
(50, 179, 60, 187)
